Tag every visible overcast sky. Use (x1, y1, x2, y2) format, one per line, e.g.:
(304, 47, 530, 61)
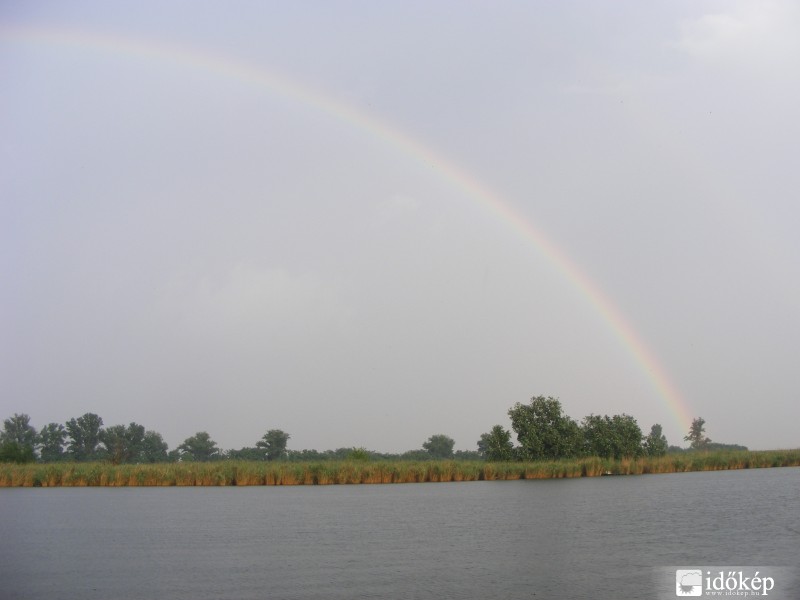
(2, 1, 798, 453)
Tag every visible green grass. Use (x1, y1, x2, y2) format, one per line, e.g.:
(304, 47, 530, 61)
(1, 449, 798, 487)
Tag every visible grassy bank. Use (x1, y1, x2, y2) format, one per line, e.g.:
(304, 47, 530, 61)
(1, 449, 798, 487)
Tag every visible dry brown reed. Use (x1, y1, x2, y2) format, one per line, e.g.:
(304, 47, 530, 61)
(2, 449, 799, 487)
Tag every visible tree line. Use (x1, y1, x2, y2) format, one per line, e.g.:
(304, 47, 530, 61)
(477, 396, 745, 461)
(0, 397, 742, 464)
(0, 413, 473, 464)
(0, 413, 296, 464)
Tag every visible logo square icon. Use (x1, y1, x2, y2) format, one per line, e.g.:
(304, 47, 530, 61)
(676, 570, 703, 596)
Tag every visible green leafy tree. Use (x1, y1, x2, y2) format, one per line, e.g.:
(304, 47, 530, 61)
(608, 414, 643, 458)
(178, 431, 219, 462)
(453, 449, 482, 461)
(643, 423, 669, 457)
(285, 448, 335, 461)
(422, 434, 455, 459)
(582, 414, 643, 459)
(38, 423, 68, 462)
(2, 413, 37, 459)
(684, 417, 711, 450)
(99, 425, 130, 464)
(227, 447, 266, 461)
(0, 441, 35, 463)
(140, 431, 169, 463)
(400, 449, 432, 461)
(66, 413, 104, 461)
(347, 447, 371, 461)
(477, 425, 514, 461)
(100, 423, 146, 464)
(256, 429, 290, 461)
(508, 396, 582, 460)
(706, 442, 747, 451)
(330, 448, 355, 460)
(581, 414, 615, 458)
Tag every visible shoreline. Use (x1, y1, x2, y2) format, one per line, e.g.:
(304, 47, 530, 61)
(1, 449, 799, 487)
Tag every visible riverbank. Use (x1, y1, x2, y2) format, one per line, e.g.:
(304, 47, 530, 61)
(1, 449, 798, 487)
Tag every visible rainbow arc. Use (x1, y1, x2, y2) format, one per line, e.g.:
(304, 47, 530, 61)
(0, 24, 693, 431)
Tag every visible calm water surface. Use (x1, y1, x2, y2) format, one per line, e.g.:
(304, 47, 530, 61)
(1, 467, 799, 599)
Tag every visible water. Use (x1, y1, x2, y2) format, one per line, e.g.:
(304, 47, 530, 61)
(1, 468, 799, 599)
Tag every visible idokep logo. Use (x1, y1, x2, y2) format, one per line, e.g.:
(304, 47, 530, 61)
(676, 570, 703, 596)
(673, 567, 779, 597)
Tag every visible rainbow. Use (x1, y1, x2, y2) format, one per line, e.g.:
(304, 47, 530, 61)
(0, 24, 693, 432)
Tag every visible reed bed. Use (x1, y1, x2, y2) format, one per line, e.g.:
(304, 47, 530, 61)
(1, 449, 798, 487)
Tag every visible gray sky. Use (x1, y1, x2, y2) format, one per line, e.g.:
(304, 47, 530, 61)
(2, 1, 799, 453)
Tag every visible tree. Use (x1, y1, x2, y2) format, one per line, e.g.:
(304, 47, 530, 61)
(38, 423, 68, 462)
(2, 413, 37, 459)
(100, 423, 146, 464)
(706, 442, 748, 452)
(607, 414, 643, 459)
(286, 448, 329, 462)
(256, 429, 290, 461)
(477, 425, 514, 461)
(422, 434, 455, 459)
(582, 414, 643, 459)
(65, 413, 104, 461)
(227, 447, 267, 461)
(178, 431, 219, 462)
(508, 396, 582, 460)
(453, 449, 482, 461)
(0, 441, 35, 463)
(684, 417, 711, 450)
(140, 431, 169, 463)
(581, 414, 615, 459)
(643, 423, 669, 457)
(347, 447, 371, 461)
(400, 449, 433, 461)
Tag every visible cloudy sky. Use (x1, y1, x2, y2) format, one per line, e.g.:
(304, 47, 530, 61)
(2, 1, 798, 453)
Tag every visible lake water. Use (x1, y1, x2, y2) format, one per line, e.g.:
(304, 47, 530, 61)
(1, 467, 799, 599)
